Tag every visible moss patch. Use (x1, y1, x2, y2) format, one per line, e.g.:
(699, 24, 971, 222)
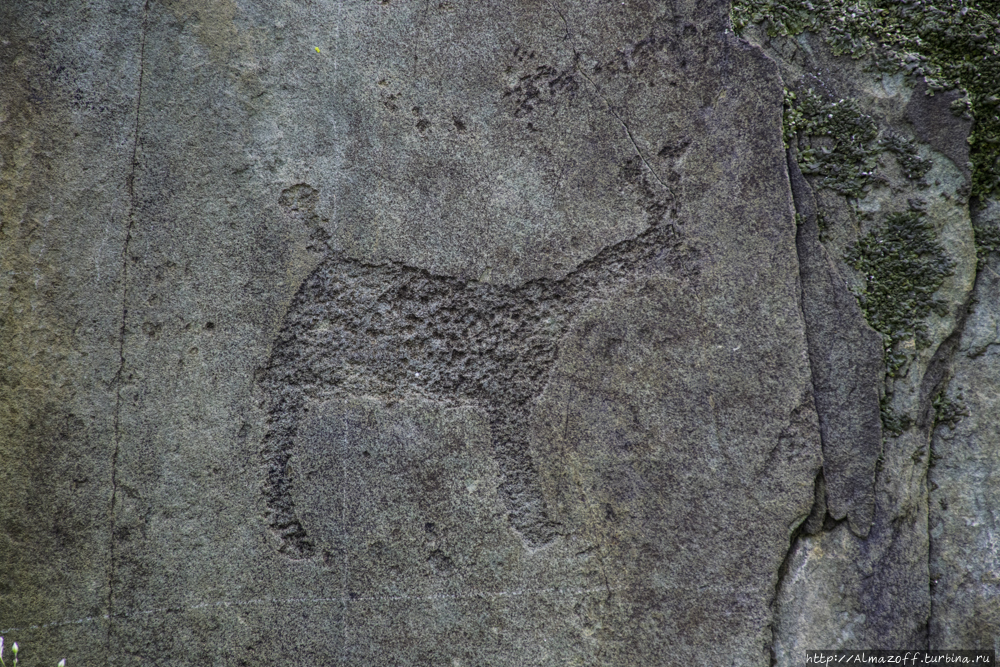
(784, 88, 931, 198)
(933, 390, 969, 429)
(882, 130, 933, 181)
(733, 0, 1000, 197)
(785, 89, 880, 197)
(973, 217, 1000, 265)
(845, 210, 955, 376)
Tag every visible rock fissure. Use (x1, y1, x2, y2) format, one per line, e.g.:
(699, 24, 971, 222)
(769, 490, 812, 667)
(920, 271, 978, 640)
(574, 63, 674, 199)
(107, 0, 150, 640)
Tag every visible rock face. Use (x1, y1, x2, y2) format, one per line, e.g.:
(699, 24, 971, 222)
(929, 199, 1000, 652)
(734, 3, 997, 661)
(790, 151, 884, 538)
(0, 1, 996, 665)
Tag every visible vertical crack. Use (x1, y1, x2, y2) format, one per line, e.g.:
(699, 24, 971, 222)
(921, 278, 977, 648)
(768, 479, 815, 667)
(107, 0, 150, 648)
(766, 148, 824, 667)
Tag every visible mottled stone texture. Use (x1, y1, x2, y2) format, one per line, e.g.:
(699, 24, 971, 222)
(929, 199, 1000, 653)
(2, 1, 995, 665)
(789, 151, 884, 538)
(741, 22, 989, 664)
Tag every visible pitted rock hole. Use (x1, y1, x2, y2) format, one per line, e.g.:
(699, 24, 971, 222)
(258, 184, 692, 557)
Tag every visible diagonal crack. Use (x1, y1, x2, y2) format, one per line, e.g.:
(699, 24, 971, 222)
(107, 0, 150, 649)
(574, 62, 674, 198)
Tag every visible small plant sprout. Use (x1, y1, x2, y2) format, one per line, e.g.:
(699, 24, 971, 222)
(0, 638, 65, 667)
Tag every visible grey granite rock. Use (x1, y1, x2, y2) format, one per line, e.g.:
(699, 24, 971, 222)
(5, 0, 996, 664)
(905, 79, 973, 182)
(0, 3, 142, 665)
(1, 1, 822, 664)
(741, 26, 979, 660)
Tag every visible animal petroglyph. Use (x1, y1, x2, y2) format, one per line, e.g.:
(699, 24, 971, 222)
(259, 179, 693, 556)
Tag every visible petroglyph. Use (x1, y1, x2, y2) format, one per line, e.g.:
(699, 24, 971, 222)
(259, 172, 692, 556)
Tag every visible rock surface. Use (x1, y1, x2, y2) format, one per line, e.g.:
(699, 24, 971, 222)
(929, 199, 1000, 653)
(737, 11, 992, 663)
(0, 0, 997, 665)
(790, 150, 884, 538)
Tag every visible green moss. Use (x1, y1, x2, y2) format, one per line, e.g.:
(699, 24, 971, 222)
(785, 89, 881, 197)
(881, 131, 933, 181)
(933, 390, 969, 429)
(733, 0, 1000, 197)
(973, 218, 1000, 266)
(816, 208, 832, 243)
(845, 210, 955, 376)
(784, 88, 933, 198)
